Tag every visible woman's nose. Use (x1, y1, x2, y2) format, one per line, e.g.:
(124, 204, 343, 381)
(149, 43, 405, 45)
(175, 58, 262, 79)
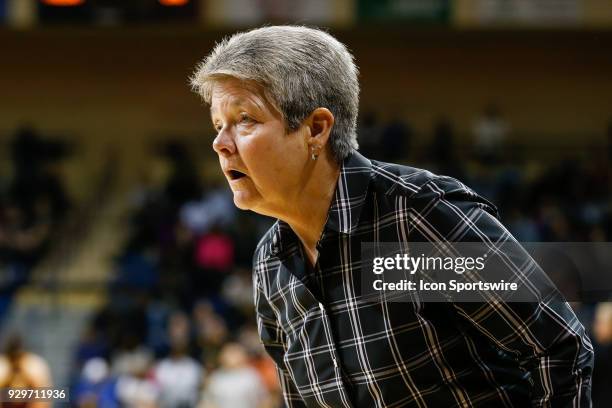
(212, 128, 236, 156)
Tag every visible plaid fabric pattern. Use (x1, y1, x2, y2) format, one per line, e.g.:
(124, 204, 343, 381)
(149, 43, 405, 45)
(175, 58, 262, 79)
(253, 151, 593, 407)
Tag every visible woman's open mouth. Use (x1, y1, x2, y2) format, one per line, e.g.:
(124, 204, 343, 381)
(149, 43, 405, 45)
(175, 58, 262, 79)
(228, 170, 247, 180)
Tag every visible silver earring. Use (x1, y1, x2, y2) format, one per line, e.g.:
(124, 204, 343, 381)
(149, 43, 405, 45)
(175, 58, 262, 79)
(311, 147, 318, 161)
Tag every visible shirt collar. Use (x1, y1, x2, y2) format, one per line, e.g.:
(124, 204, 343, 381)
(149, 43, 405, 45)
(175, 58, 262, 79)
(325, 150, 373, 235)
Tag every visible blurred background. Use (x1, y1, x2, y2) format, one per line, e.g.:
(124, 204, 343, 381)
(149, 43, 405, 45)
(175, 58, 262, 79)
(0, 0, 611, 407)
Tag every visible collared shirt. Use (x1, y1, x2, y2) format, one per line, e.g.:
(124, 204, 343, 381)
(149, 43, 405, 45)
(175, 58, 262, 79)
(253, 151, 593, 407)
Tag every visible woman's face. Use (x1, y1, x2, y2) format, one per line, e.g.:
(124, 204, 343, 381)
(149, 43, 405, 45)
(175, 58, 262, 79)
(210, 78, 309, 214)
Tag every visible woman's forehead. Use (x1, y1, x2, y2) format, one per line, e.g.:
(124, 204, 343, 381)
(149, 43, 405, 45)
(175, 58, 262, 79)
(210, 78, 281, 118)
(211, 85, 261, 113)
(211, 79, 256, 101)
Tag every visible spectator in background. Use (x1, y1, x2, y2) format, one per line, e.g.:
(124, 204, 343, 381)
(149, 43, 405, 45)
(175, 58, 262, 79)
(429, 116, 454, 164)
(193, 301, 228, 368)
(380, 113, 413, 162)
(428, 116, 465, 180)
(180, 186, 236, 236)
(220, 267, 254, 315)
(356, 110, 382, 159)
(193, 224, 235, 297)
(506, 207, 541, 242)
(473, 103, 509, 163)
(592, 303, 612, 407)
(74, 324, 109, 369)
(113, 349, 159, 408)
(0, 333, 52, 408)
(199, 343, 269, 408)
(154, 319, 202, 408)
(0, 198, 51, 268)
(158, 141, 202, 208)
(237, 324, 281, 403)
(9, 126, 70, 222)
(73, 357, 113, 408)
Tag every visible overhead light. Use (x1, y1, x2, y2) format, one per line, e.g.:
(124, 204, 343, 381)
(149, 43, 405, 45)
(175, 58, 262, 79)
(41, 0, 85, 5)
(158, 0, 189, 6)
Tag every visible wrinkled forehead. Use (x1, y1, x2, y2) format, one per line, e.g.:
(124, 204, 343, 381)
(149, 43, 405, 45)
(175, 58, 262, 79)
(209, 76, 281, 118)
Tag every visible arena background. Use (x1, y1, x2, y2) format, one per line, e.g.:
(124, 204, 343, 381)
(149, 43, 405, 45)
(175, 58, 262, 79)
(0, 0, 611, 407)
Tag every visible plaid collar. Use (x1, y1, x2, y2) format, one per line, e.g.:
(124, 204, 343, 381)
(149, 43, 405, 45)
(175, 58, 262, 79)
(326, 150, 373, 234)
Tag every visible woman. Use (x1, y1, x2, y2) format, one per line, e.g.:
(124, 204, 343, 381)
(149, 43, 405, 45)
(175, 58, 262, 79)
(190, 26, 592, 407)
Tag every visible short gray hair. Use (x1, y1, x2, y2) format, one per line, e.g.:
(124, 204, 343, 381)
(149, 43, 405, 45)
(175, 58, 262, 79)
(190, 25, 359, 162)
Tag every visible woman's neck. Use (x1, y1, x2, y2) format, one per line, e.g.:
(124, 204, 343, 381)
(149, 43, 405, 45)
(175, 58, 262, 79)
(277, 152, 340, 263)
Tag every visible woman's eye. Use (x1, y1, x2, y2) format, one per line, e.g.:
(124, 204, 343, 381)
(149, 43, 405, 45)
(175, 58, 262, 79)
(239, 113, 254, 124)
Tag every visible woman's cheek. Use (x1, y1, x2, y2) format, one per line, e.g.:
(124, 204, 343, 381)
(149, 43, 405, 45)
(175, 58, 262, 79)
(239, 136, 271, 179)
(236, 133, 259, 159)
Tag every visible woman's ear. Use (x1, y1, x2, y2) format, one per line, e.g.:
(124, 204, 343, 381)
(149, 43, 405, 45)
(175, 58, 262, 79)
(306, 108, 335, 149)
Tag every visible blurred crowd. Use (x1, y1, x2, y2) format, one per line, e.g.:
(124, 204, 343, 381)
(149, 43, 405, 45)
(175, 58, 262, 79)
(0, 127, 71, 321)
(70, 141, 279, 407)
(2, 107, 612, 407)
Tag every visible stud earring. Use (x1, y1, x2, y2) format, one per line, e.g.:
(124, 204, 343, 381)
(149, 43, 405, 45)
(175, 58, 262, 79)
(311, 147, 319, 161)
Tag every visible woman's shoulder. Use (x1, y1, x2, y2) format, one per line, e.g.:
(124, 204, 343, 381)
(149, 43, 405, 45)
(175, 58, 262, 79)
(368, 158, 497, 217)
(369, 159, 440, 198)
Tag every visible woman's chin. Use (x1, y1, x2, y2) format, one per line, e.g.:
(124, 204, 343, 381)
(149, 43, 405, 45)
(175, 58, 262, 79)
(232, 191, 258, 210)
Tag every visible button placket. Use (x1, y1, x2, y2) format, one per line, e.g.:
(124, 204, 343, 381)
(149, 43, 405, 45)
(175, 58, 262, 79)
(317, 300, 353, 407)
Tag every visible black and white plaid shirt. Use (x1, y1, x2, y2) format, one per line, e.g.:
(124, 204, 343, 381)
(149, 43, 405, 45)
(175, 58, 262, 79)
(253, 151, 593, 407)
